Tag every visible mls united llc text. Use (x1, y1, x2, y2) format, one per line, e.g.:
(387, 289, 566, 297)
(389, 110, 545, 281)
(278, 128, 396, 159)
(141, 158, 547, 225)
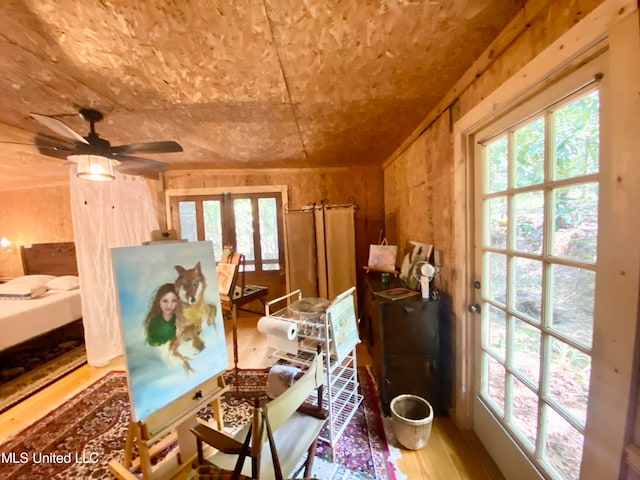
(1, 451, 99, 464)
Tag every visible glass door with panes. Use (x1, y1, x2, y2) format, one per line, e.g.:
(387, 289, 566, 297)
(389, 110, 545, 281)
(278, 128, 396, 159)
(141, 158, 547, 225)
(170, 192, 285, 299)
(472, 57, 603, 480)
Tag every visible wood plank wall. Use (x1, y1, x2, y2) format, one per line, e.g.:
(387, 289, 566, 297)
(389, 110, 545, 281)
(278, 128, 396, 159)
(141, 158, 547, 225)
(0, 185, 74, 278)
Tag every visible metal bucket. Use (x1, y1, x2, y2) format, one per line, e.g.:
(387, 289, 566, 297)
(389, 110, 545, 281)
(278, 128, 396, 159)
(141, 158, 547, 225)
(390, 394, 433, 450)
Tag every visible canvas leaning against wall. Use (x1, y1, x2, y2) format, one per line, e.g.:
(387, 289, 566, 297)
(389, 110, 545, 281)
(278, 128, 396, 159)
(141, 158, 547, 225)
(111, 241, 228, 422)
(327, 286, 360, 362)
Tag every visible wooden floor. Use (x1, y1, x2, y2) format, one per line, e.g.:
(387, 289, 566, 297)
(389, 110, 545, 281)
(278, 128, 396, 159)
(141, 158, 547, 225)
(0, 312, 503, 479)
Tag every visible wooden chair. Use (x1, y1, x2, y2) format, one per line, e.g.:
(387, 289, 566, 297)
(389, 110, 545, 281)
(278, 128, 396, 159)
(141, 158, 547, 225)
(191, 352, 327, 480)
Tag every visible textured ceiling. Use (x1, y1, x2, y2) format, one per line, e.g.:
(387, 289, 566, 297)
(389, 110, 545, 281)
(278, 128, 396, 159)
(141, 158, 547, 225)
(0, 0, 526, 190)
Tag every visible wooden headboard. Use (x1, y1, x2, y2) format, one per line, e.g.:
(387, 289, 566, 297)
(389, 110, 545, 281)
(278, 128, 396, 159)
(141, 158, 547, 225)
(20, 242, 78, 276)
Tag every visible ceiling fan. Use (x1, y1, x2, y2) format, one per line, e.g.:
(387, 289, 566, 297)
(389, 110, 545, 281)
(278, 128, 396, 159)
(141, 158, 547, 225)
(29, 108, 183, 180)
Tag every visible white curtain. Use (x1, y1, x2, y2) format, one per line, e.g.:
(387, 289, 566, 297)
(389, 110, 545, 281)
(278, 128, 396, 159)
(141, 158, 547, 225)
(70, 170, 158, 366)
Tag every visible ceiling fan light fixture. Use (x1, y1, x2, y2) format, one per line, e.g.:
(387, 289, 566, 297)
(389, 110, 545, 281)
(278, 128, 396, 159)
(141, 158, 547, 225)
(69, 154, 115, 181)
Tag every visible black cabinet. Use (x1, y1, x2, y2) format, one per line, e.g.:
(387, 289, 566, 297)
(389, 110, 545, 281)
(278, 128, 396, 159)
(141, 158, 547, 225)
(363, 273, 449, 415)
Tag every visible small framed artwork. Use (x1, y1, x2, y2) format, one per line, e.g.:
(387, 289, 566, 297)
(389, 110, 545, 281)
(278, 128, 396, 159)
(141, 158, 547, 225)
(216, 262, 237, 297)
(367, 240, 398, 273)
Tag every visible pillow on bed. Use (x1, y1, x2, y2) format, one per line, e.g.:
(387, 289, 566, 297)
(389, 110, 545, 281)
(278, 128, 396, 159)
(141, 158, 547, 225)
(46, 275, 79, 291)
(0, 282, 47, 300)
(5, 274, 55, 288)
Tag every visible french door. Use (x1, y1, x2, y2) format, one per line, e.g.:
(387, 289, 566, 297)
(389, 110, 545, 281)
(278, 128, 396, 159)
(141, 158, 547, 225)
(169, 192, 285, 298)
(472, 56, 605, 480)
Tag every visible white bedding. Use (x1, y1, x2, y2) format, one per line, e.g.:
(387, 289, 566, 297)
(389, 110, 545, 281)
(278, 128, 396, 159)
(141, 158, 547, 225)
(0, 289, 82, 352)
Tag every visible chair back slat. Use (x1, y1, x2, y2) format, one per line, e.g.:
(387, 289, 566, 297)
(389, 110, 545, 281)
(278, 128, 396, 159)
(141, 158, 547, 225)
(252, 353, 323, 449)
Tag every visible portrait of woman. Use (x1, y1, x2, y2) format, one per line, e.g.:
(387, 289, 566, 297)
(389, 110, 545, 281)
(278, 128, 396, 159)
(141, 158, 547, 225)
(144, 283, 178, 346)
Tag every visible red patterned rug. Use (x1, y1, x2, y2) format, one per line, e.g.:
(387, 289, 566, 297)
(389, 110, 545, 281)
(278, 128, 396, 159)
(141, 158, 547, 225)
(0, 367, 395, 479)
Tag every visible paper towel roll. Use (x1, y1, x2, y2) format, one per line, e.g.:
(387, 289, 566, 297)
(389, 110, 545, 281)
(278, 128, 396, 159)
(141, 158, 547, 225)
(257, 316, 298, 340)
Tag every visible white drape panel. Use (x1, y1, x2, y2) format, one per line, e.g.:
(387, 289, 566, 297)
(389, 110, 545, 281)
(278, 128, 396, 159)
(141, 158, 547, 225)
(318, 206, 356, 300)
(285, 210, 318, 296)
(69, 170, 158, 366)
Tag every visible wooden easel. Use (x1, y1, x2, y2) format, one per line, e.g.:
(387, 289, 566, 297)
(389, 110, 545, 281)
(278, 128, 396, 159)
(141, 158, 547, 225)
(218, 251, 269, 388)
(218, 251, 244, 387)
(109, 374, 229, 480)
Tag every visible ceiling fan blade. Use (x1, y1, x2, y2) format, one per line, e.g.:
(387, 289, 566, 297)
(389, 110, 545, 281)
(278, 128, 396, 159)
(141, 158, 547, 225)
(35, 146, 76, 160)
(117, 167, 162, 180)
(116, 154, 168, 170)
(114, 155, 167, 179)
(33, 134, 78, 159)
(34, 133, 77, 149)
(30, 113, 89, 144)
(111, 141, 183, 155)
(0, 140, 43, 148)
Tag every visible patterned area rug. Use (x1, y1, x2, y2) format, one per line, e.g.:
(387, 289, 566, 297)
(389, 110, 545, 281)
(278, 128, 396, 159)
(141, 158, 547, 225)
(0, 331, 86, 414)
(0, 368, 395, 479)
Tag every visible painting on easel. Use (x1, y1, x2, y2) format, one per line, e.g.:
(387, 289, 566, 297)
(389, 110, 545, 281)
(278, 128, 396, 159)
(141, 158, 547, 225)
(112, 240, 228, 422)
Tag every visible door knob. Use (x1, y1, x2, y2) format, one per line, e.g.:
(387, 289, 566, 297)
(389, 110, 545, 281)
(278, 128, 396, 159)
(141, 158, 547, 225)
(468, 303, 481, 313)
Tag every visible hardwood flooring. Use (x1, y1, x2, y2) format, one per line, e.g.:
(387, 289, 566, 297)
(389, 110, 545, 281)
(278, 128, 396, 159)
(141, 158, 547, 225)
(0, 312, 503, 479)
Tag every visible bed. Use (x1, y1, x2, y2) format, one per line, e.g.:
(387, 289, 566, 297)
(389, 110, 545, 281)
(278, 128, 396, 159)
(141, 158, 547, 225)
(0, 242, 82, 352)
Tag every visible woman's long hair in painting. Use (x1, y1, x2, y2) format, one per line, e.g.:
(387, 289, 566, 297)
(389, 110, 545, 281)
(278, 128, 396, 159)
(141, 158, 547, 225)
(143, 283, 177, 336)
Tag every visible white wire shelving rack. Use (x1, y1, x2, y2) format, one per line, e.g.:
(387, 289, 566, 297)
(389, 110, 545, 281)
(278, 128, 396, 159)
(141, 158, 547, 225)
(265, 289, 362, 445)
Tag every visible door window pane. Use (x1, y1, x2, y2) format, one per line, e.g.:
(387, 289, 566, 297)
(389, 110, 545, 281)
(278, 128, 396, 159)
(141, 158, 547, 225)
(487, 197, 507, 249)
(485, 305, 506, 361)
(512, 318, 540, 387)
(514, 117, 545, 188)
(548, 338, 591, 426)
(542, 405, 583, 480)
(553, 91, 599, 180)
(549, 265, 594, 348)
(258, 198, 280, 271)
(513, 191, 543, 254)
(487, 136, 508, 193)
(486, 252, 506, 306)
(234, 199, 255, 271)
(513, 257, 542, 323)
(550, 183, 598, 263)
(510, 376, 538, 448)
(485, 354, 505, 415)
(178, 201, 197, 242)
(203, 200, 223, 261)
